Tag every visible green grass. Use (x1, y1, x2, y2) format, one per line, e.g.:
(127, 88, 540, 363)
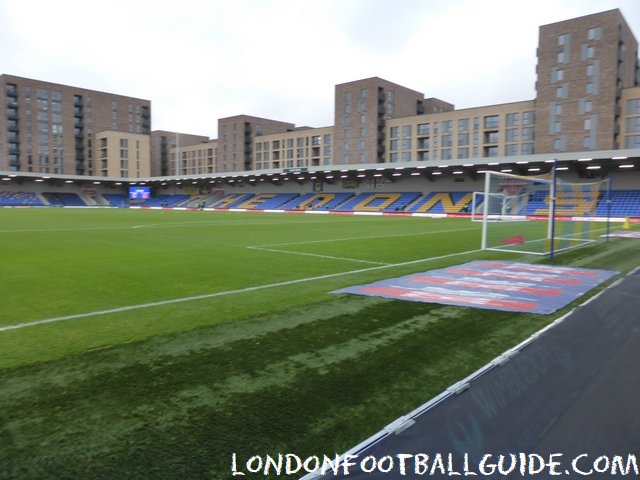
(1, 208, 638, 479)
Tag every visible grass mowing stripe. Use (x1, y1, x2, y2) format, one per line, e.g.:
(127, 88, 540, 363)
(251, 226, 480, 247)
(245, 245, 391, 265)
(0, 248, 482, 333)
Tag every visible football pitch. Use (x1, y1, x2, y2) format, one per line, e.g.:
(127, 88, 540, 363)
(1, 208, 638, 479)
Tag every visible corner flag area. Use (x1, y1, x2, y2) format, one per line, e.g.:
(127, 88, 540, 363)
(333, 261, 618, 314)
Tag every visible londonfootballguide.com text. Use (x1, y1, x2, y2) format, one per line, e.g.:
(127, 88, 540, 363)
(231, 452, 639, 476)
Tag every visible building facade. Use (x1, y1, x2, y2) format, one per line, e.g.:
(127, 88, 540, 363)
(0, 74, 151, 176)
(150, 131, 212, 176)
(333, 77, 430, 166)
(95, 131, 151, 178)
(534, 9, 639, 153)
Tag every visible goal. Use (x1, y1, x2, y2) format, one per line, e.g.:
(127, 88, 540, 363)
(473, 169, 611, 257)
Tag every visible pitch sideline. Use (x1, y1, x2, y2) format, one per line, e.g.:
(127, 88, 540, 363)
(0, 249, 482, 333)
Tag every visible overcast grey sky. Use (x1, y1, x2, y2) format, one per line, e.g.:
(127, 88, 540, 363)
(2, 0, 639, 138)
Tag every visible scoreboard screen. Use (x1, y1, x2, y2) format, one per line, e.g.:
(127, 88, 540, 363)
(128, 187, 151, 200)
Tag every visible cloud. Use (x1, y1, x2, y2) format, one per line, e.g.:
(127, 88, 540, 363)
(2, 0, 640, 138)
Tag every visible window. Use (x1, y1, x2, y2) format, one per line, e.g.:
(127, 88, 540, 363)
(522, 111, 535, 125)
(626, 117, 640, 133)
(582, 45, 595, 60)
(458, 133, 469, 146)
(626, 99, 640, 115)
(505, 144, 519, 156)
(458, 118, 470, 131)
(485, 146, 499, 157)
(556, 84, 568, 99)
(505, 113, 519, 126)
(401, 125, 412, 137)
(624, 135, 640, 148)
(558, 33, 570, 46)
(441, 120, 452, 133)
(485, 132, 499, 143)
(587, 27, 601, 41)
(551, 68, 564, 82)
(584, 118, 591, 131)
(505, 128, 518, 141)
(390, 126, 399, 138)
(579, 99, 593, 114)
(522, 127, 534, 141)
(417, 123, 430, 135)
(484, 115, 499, 129)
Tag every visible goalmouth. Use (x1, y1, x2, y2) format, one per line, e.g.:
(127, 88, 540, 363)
(473, 168, 611, 258)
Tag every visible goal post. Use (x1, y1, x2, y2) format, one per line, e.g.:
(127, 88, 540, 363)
(474, 168, 611, 257)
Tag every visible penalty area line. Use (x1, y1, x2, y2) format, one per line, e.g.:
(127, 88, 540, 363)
(1, 248, 482, 333)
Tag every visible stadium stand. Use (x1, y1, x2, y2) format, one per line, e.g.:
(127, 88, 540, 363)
(208, 193, 255, 209)
(0, 191, 45, 206)
(102, 194, 128, 207)
(232, 193, 300, 210)
(3, 187, 640, 218)
(334, 192, 422, 212)
(279, 192, 355, 210)
(42, 192, 86, 207)
(134, 194, 191, 207)
(408, 191, 474, 214)
(600, 189, 640, 217)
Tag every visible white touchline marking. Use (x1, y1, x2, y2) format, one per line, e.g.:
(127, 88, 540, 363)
(256, 226, 479, 248)
(244, 226, 479, 265)
(0, 248, 482, 332)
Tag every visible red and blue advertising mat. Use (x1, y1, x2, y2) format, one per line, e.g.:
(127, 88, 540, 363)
(333, 261, 618, 314)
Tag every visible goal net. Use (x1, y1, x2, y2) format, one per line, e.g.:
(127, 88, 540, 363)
(474, 170, 610, 256)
